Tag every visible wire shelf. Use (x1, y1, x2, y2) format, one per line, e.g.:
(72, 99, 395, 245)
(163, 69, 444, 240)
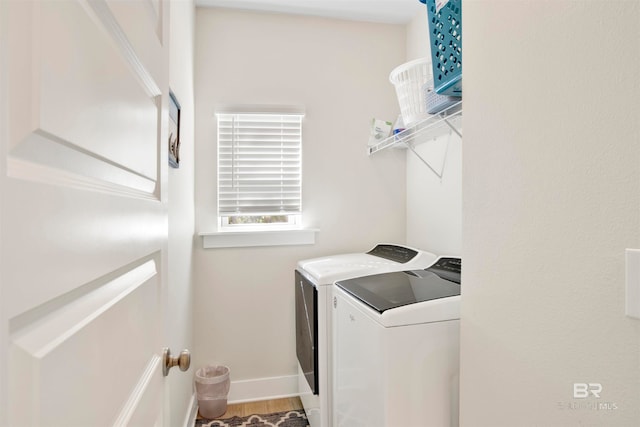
(368, 101, 461, 178)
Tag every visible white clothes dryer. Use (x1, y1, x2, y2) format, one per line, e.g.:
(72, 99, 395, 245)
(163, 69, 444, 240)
(295, 244, 438, 427)
(332, 257, 462, 427)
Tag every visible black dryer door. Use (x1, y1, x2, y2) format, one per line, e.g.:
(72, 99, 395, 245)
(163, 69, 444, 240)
(295, 270, 318, 395)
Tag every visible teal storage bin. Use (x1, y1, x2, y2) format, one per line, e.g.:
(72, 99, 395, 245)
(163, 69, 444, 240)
(420, 0, 462, 96)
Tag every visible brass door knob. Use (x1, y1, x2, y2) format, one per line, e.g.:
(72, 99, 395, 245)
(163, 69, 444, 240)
(162, 347, 191, 377)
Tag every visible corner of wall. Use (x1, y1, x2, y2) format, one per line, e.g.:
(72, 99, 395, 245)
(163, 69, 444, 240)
(403, 7, 462, 256)
(405, 9, 429, 62)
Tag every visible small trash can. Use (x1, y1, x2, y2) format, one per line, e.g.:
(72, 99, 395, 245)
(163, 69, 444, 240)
(195, 365, 230, 419)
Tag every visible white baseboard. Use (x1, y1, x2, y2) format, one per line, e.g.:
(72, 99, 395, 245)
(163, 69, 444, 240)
(227, 374, 299, 404)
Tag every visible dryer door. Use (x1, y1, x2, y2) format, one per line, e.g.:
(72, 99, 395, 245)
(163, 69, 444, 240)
(295, 270, 318, 394)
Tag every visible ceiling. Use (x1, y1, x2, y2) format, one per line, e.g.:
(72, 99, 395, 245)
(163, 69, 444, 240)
(195, 0, 425, 24)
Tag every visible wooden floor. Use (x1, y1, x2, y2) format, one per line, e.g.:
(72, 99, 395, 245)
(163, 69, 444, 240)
(198, 397, 304, 420)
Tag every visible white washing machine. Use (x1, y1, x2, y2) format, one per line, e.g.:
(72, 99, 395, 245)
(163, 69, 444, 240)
(332, 257, 461, 427)
(295, 244, 438, 427)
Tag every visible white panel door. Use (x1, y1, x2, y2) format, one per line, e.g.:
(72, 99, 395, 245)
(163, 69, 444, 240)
(0, 0, 172, 425)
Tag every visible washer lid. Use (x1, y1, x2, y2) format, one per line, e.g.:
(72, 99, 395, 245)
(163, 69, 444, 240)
(335, 257, 461, 314)
(297, 244, 438, 285)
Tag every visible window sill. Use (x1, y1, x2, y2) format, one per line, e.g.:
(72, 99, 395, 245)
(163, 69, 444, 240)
(200, 228, 318, 249)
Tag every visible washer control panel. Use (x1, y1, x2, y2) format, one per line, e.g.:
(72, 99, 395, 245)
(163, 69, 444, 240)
(425, 257, 461, 284)
(367, 244, 418, 263)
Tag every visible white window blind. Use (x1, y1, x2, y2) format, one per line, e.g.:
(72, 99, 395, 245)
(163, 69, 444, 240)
(217, 112, 303, 218)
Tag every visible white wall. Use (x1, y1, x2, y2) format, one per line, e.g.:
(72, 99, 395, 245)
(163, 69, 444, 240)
(193, 8, 407, 400)
(461, 1, 640, 425)
(168, 0, 195, 424)
(405, 11, 462, 255)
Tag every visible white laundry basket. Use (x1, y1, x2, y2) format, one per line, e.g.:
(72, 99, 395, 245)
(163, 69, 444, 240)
(195, 365, 230, 419)
(389, 58, 432, 126)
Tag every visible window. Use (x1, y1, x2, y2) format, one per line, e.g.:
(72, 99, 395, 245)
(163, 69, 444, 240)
(216, 111, 303, 229)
